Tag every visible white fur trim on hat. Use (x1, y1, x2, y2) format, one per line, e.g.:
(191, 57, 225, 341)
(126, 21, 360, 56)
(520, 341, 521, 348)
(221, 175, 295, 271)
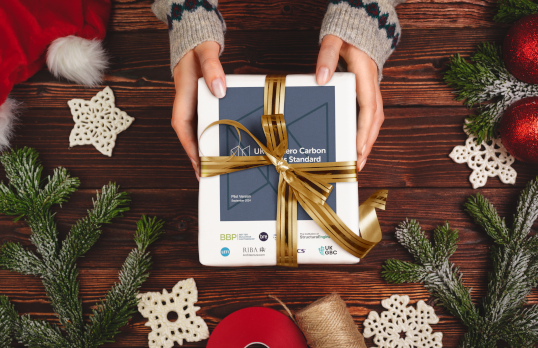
(46, 36, 108, 87)
(0, 98, 19, 151)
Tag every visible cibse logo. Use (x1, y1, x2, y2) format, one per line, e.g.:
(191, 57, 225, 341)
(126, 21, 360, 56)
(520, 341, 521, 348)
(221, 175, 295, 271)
(318, 246, 337, 256)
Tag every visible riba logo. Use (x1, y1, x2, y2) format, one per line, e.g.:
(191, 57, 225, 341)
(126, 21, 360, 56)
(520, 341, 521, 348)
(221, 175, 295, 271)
(259, 232, 268, 241)
(220, 234, 236, 241)
(318, 246, 337, 256)
(220, 247, 230, 257)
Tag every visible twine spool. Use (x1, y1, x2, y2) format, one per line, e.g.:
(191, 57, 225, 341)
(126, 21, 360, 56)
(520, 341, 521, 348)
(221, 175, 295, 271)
(294, 293, 367, 348)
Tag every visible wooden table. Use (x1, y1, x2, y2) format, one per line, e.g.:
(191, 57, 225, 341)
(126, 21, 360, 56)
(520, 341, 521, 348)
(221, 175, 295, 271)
(2, 0, 538, 347)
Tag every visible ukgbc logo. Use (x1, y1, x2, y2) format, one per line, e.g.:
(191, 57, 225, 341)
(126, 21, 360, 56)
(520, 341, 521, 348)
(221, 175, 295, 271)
(318, 246, 337, 256)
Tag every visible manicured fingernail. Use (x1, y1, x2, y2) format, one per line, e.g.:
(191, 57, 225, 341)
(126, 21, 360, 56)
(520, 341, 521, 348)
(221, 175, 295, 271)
(359, 159, 367, 172)
(317, 67, 330, 85)
(362, 144, 367, 156)
(212, 77, 226, 98)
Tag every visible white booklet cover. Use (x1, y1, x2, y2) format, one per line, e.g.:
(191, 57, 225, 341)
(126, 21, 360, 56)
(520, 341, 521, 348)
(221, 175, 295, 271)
(198, 73, 360, 266)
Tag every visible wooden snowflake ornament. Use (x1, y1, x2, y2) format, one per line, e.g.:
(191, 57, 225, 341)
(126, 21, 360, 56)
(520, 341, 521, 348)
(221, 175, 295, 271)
(363, 295, 442, 348)
(137, 278, 209, 347)
(449, 125, 516, 189)
(68, 87, 134, 157)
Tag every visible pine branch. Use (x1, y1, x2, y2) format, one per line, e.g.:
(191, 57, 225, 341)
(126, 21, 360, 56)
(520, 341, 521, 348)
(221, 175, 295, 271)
(85, 216, 165, 346)
(494, 0, 538, 23)
(384, 220, 479, 328)
(0, 242, 43, 276)
(13, 315, 68, 348)
(513, 177, 538, 241)
(382, 259, 428, 283)
(464, 193, 510, 244)
(499, 305, 538, 346)
(59, 183, 130, 265)
(0, 296, 17, 348)
(443, 43, 538, 143)
(0, 148, 161, 347)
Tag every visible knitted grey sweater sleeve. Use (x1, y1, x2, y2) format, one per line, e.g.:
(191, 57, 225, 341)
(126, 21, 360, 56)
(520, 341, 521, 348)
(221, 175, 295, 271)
(321, 0, 406, 79)
(152, 0, 226, 74)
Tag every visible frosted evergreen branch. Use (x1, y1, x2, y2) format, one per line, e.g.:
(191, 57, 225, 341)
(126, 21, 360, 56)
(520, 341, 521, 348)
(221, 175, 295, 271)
(385, 220, 479, 328)
(13, 315, 68, 348)
(38, 167, 80, 209)
(494, 0, 538, 23)
(394, 219, 435, 265)
(499, 305, 538, 346)
(0, 243, 43, 276)
(382, 259, 428, 283)
(513, 177, 538, 241)
(0, 296, 17, 348)
(444, 43, 538, 143)
(0, 148, 42, 200)
(464, 193, 510, 244)
(0, 148, 161, 347)
(59, 183, 130, 265)
(86, 216, 165, 346)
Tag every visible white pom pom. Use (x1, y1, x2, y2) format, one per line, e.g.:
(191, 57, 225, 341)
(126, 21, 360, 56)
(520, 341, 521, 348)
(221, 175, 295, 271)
(0, 98, 20, 152)
(46, 36, 108, 87)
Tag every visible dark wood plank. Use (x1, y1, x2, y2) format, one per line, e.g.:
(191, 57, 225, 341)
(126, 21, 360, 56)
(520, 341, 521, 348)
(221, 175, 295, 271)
(0, 187, 536, 270)
(109, 0, 503, 32)
(10, 28, 509, 109)
(5, 106, 536, 190)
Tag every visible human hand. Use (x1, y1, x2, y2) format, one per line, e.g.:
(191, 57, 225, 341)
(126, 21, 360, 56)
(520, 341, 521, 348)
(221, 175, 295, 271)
(172, 41, 226, 181)
(316, 35, 384, 172)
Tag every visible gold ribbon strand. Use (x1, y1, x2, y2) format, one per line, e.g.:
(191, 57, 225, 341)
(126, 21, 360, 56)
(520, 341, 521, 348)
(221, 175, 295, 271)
(200, 75, 387, 267)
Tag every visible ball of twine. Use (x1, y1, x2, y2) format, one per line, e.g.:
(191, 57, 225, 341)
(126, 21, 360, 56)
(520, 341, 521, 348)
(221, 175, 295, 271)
(295, 293, 366, 348)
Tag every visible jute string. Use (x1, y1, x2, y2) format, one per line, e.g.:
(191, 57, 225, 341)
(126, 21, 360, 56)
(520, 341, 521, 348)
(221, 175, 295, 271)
(269, 293, 367, 348)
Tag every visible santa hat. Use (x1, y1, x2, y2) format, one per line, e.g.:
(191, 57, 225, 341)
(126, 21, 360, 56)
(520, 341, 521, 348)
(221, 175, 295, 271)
(0, 0, 112, 150)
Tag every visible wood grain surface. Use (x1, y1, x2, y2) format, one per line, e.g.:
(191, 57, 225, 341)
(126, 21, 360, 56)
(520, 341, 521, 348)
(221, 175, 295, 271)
(1, 0, 538, 347)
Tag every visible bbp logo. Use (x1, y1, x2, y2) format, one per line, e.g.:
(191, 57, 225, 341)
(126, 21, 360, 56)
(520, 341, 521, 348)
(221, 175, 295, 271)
(220, 247, 230, 257)
(259, 232, 268, 241)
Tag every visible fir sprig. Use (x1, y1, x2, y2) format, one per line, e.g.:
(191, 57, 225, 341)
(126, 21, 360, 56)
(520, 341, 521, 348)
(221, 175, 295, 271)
(383, 177, 538, 347)
(0, 148, 165, 348)
(444, 42, 538, 143)
(494, 0, 538, 23)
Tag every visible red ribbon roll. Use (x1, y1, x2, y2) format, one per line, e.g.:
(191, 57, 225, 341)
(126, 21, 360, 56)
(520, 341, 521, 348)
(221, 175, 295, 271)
(206, 307, 308, 348)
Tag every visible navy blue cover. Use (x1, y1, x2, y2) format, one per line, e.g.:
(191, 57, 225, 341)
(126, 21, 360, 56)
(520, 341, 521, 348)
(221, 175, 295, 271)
(219, 86, 336, 221)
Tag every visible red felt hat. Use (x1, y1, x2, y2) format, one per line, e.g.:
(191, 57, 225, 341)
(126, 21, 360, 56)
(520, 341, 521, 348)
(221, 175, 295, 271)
(0, 0, 112, 150)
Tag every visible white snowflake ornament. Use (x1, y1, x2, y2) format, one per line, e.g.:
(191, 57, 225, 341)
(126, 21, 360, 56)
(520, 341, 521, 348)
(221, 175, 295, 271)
(449, 125, 516, 189)
(68, 86, 134, 157)
(137, 278, 209, 347)
(363, 295, 442, 348)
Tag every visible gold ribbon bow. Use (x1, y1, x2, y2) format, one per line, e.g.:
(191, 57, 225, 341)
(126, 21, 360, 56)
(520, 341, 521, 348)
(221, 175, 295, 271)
(200, 75, 387, 267)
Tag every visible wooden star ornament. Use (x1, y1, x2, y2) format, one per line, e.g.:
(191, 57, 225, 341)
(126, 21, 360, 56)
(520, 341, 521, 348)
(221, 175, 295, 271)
(68, 87, 134, 157)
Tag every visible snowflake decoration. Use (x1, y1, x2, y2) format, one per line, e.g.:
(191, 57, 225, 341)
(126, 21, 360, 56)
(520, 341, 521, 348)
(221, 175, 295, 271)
(363, 295, 442, 348)
(137, 278, 209, 347)
(449, 125, 516, 189)
(68, 86, 134, 157)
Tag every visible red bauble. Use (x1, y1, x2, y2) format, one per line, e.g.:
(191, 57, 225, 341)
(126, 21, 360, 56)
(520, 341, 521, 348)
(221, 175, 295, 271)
(503, 14, 538, 84)
(500, 97, 538, 163)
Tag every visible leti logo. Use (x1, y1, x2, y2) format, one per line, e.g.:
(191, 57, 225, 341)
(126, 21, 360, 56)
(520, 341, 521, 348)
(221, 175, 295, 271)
(220, 234, 236, 241)
(319, 246, 337, 256)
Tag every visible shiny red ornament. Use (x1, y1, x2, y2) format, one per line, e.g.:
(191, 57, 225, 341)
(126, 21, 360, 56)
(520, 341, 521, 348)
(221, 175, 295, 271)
(500, 97, 538, 163)
(503, 14, 538, 84)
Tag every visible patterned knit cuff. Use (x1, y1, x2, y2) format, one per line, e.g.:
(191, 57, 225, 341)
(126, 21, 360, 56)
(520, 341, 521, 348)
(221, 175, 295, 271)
(320, 0, 402, 81)
(152, 0, 226, 74)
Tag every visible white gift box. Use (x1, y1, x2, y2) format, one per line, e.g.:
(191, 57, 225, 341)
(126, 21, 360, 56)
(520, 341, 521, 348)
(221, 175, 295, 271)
(198, 73, 359, 266)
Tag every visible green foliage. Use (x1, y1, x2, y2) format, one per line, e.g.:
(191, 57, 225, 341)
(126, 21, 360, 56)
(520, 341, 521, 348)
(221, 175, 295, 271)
(443, 43, 538, 143)
(383, 177, 538, 347)
(0, 148, 165, 348)
(494, 0, 538, 23)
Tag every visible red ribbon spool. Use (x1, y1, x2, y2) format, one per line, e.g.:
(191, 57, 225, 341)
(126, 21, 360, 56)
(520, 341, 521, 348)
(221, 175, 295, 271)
(206, 307, 308, 348)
